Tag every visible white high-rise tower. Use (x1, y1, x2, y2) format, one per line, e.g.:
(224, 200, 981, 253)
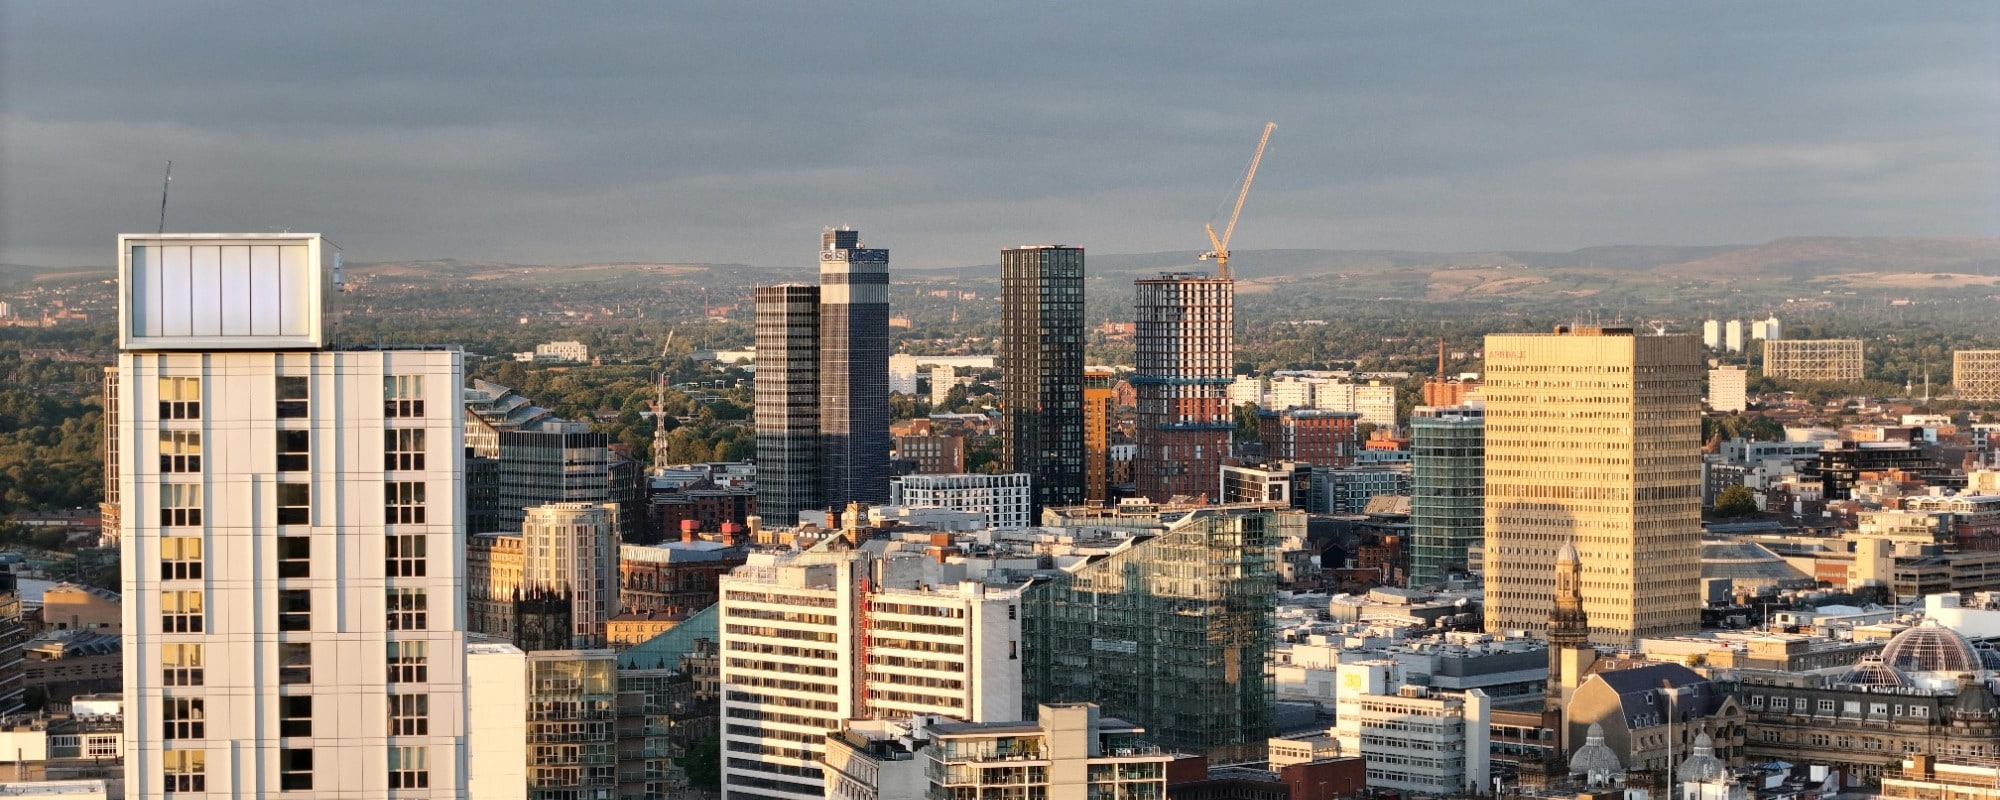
(117, 234, 471, 796)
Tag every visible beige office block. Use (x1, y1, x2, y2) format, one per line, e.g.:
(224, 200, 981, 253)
(1763, 339, 1864, 382)
(1482, 326, 1703, 645)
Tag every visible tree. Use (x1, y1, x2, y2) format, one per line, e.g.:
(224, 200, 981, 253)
(676, 734, 721, 791)
(1713, 485, 1759, 517)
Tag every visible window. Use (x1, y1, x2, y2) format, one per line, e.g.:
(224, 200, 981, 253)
(159, 377, 200, 420)
(160, 431, 202, 472)
(162, 590, 203, 633)
(280, 695, 313, 737)
(385, 376, 425, 418)
(276, 376, 309, 418)
(280, 643, 311, 685)
(387, 428, 426, 471)
(1818, 699, 1835, 714)
(388, 693, 429, 736)
(1911, 706, 1929, 719)
(277, 536, 311, 578)
(387, 534, 426, 578)
(385, 482, 426, 524)
(164, 697, 205, 740)
(277, 430, 310, 472)
(390, 746, 429, 789)
(163, 643, 204, 687)
(389, 641, 428, 683)
(163, 750, 205, 793)
(387, 588, 427, 631)
(161, 536, 203, 581)
(280, 748, 313, 791)
(277, 483, 310, 525)
(160, 483, 202, 527)
(278, 590, 311, 632)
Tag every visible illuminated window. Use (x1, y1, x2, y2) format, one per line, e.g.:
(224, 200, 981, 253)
(160, 431, 202, 473)
(162, 643, 204, 687)
(159, 377, 200, 420)
(161, 536, 203, 581)
(162, 590, 203, 633)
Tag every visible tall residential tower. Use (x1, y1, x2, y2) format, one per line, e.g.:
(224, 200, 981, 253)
(818, 228, 892, 507)
(1482, 326, 1702, 645)
(1132, 273, 1234, 501)
(117, 234, 469, 796)
(1000, 245, 1086, 512)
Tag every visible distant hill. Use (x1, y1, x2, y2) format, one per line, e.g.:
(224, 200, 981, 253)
(9, 236, 1998, 296)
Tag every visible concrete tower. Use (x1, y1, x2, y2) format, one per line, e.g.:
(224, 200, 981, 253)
(1133, 273, 1235, 502)
(1483, 325, 1702, 645)
(1001, 245, 1086, 513)
(818, 228, 892, 507)
(753, 284, 822, 525)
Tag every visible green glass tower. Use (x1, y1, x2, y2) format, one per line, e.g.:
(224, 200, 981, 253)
(1023, 506, 1278, 763)
(1409, 406, 1484, 587)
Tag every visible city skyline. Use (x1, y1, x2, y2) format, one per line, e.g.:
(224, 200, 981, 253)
(5, 4, 1999, 268)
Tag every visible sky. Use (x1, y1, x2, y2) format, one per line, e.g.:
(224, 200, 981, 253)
(3, 2, 1998, 269)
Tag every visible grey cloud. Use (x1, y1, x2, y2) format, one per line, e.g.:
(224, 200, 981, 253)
(2, 1, 1996, 268)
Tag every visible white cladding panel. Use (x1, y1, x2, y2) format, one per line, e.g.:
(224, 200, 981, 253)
(120, 234, 324, 350)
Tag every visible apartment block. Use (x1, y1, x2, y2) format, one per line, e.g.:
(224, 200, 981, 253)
(1763, 339, 1864, 382)
(718, 544, 1025, 800)
(1709, 366, 1748, 413)
(116, 234, 468, 797)
(1000, 246, 1086, 513)
(824, 703, 1170, 800)
(1133, 274, 1233, 502)
(1955, 350, 2000, 402)
(888, 473, 1034, 529)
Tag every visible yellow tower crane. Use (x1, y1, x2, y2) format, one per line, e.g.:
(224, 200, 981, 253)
(1199, 121, 1276, 281)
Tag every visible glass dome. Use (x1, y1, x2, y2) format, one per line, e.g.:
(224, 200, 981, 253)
(1880, 622, 1982, 675)
(1836, 654, 1912, 688)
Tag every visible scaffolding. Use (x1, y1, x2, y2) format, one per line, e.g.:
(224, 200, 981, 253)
(1023, 506, 1279, 764)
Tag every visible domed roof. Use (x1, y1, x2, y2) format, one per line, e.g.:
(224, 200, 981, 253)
(1836, 655, 1913, 688)
(1557, 540, 1580, 565)
(1570, 723, 1623, 785)
(1881, 622, 1982, 675)
(1679, 731, 1727, 784)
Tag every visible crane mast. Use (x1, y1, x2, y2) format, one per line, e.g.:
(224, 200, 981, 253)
(1200, 122, 1276, 280)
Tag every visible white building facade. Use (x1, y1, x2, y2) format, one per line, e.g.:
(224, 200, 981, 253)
(1335, 661, 1491, 795)
(1708, 366, 1748, 413)
(887, 473, 1033, 530)
(117, 234, 471, 797)
(521, 502, 620, 648)
(718, 550, 1024, 800)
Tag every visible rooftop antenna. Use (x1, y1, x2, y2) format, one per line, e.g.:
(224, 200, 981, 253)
(157, 161, 172, 234)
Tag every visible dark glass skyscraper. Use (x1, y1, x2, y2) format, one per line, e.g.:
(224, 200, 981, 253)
(753, 284, 822, 524)
(817, 229, 892, 507)
(1001, 245, 1086, 513)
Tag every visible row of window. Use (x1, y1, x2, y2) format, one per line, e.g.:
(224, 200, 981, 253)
(159, 746, 427, 793)
(151, 375, 428, 421)
(159, 587, 428, 632)
(160, 533, 424, 581)
(159, 481, 429, 526)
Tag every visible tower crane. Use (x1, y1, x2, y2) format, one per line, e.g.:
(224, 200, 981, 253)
(1199, 122, 1276, 281)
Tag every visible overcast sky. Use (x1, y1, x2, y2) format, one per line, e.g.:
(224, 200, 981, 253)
(3, 3, 1997, 268)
